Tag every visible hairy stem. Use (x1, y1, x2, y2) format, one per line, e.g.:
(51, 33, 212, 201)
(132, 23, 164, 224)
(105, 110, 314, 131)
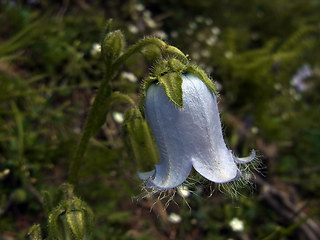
(68, 37, 167, 186)
(68, 70, 112, 185)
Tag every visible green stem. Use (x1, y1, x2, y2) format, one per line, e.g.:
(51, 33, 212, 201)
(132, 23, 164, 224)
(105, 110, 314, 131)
(113, 37, 166, 69)
(106, 91, 136, 107)
(68, 71, 112, 185)
(68, 37, 167, 185)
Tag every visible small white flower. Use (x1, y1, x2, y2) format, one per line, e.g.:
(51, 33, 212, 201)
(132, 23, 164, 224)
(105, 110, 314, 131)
(112, 112, 124, 124)
(170, 31, 179, 38)
(201, 49, 210, 58)
(177, 185, 191, 198)
(128, 24, 139, 34)
(153, 31, 167, 40)
(90, 43, 101, 56)
(145, 18, 157, 28)
(189, 22, 197, 30)
(134, 3, 145, 12)
(0, 168, 10, 180)
(211, 27, 221, 35)
(195, 16, 204, 23)
(121, 71, 138, 83)
(206, 36, 218, 46)
(224, 51, 233, 59)
(291, 64, 313, 92)
(274, 83, 282, 91)
(168, 213, 182, 224)
(229, 218, 244, 232)
(251, 126, 259, 134)
(143, 10, 152, 19)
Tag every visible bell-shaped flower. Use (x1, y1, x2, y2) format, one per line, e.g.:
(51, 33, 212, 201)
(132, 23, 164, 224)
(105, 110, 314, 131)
(140, 73, 255, 190)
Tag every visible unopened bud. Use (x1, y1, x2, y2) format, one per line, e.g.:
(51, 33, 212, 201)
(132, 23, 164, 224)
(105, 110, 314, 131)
(123, 109, 159, 172)
(49, 197, 94, 240)
(102, 30, 125, 62)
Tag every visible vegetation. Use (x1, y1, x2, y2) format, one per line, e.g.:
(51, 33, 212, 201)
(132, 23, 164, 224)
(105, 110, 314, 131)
(1, 0, 320, 239)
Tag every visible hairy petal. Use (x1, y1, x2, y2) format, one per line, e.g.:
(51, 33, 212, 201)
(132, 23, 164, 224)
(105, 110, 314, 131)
(144, 83, 192, 189)
(144, 74, 243, 189)
(181, 74, 239, 183)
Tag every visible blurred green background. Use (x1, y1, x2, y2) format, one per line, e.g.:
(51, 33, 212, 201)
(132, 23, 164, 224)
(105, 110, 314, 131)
(1, 0, 320, 239)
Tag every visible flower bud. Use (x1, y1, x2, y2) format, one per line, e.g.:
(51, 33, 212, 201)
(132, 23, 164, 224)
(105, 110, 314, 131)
(48, 197, 94, 240)
(123, 109, 159, 173)
(102, 30, 125, 62)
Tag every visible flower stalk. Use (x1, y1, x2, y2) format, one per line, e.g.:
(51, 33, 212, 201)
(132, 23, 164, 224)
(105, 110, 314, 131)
(68, 25, 187, 185)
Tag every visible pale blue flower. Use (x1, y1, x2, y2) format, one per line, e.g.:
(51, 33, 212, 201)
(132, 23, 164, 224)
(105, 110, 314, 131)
(139, 73, 255, 190)
(291, 64, 313, 92)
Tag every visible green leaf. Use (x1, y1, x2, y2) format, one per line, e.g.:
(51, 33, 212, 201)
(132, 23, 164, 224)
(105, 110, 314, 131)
(158, 72, 183, 108)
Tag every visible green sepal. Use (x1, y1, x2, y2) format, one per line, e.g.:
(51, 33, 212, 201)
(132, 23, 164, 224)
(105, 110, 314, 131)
(185, 65, 217, 95)
(168, 58, 186, 72)
(66, 209, 85, 239)
(163, 45, 189, 64)
(26, 224, 42, 240)
(158, 72, 184, 108)
(140, 58, 187, 109)
(139, 76, 156, 114)
(122, 109, 159, 172)
(151, 59, 170, 77)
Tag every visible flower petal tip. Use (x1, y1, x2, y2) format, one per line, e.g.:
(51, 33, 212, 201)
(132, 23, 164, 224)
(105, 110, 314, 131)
(137, 170, 155, 180)
(233, 150, 256, 164)
(144, 163, 192, 190)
